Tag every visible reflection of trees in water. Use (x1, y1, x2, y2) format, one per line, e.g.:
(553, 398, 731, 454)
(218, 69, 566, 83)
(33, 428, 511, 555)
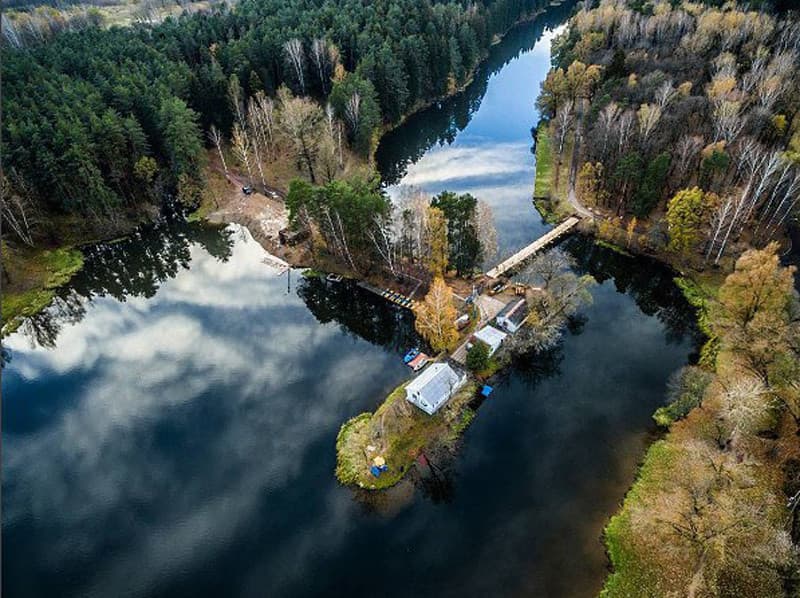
(296, 277, 421, 353)
(18, 291, 87, 349)
(18, 216, 235, 348)
(375, 2, 576, 185)
(509, 344, 565, 386)
(72, 216, 234, 302)
(417, 456, 457, 504)
(562, 236, 703, 350)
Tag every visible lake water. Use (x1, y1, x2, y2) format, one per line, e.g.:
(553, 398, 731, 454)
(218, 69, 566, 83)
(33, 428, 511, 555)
(2, 8, 701, 597)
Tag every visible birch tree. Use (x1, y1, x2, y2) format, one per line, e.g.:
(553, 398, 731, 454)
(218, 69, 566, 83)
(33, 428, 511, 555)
(311, 38, 336, 95)
(675, 135, 703, 182)
(654, 80, 677, 109)
(283, 38, 307, 95)
(246, 108, 268, 192)
(368, 213, 399, 276)
(251, 92, 276, 157)
(228, 75, 246, 129)
(596, 102, 620, 157)
(1, 172, 37, 247)
(711, 141, 780, 263)
(231, 123, 254, 187)
(555, 99, 574, 156)
(207, 126, 226, 179)
(345, 91, 361, 135)
(637, 103, 662, 146)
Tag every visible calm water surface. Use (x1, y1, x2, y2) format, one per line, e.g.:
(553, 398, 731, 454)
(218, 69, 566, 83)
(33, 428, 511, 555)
(3, 9, 700, 597)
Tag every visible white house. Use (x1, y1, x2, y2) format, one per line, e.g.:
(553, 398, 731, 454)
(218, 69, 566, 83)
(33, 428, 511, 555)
(405, 363, 467, 415)
(472, 325, 507, 356)
(496, 298, 528, 333)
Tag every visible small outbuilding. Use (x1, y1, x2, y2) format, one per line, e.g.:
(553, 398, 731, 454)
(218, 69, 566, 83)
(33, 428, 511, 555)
(496, 298, 528, 333)
(405, 363, 467, 415)
(473, 325, 507, 356)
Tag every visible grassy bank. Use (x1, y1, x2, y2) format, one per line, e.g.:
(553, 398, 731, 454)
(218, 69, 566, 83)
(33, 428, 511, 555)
(2, 244, 84, 335)
(336, 379, 478, 490)
(601, 248, 799, 597)
(534, 124, 553, 199)
(532, 124, 574, 223)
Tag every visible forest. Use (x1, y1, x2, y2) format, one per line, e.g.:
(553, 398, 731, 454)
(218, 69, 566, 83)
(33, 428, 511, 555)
(536, 0, 800, 268)
(531, 2, 800, 596)
(1, 0, 549, 249)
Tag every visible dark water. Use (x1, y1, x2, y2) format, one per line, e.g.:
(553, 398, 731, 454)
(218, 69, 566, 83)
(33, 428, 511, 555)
(3, 9, 701, 598)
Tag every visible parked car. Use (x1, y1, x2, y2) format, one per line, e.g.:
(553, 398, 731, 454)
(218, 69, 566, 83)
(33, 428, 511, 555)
(242, 186, 253, 195)
(489, 281, 507, 295)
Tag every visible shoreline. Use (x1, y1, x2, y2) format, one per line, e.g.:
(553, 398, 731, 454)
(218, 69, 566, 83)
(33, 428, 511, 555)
(1, 7, 554, 337)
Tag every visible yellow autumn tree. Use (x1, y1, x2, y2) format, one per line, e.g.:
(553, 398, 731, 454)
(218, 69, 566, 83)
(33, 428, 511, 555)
(414, 277, 459, 353)
(712, 242, 797, 377)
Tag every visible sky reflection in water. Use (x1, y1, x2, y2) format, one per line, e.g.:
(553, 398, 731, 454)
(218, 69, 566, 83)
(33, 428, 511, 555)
(382, 25, 565, 256)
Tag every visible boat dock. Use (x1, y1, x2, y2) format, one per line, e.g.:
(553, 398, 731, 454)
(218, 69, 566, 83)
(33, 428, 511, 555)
(357, 281, 416, 310)
(261, 254, 290, 275)
(485, 216, 581, 279)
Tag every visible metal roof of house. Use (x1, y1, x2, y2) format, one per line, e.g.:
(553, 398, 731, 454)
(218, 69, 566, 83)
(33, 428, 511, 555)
(474, 325, 507, 350)
(497, 298, 527, 324)
(406, 363, 464, 413)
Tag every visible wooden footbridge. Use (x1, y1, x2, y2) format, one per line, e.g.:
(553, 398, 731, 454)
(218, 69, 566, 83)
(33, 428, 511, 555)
(485, 216, 581, 279)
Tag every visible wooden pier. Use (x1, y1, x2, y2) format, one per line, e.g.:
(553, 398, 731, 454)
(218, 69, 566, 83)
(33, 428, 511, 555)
(357, 281, 416, 310)
(485, 216, 580, 279)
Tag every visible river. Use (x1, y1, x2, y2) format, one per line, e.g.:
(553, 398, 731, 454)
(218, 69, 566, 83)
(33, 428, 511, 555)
(2, 8, 701, 598)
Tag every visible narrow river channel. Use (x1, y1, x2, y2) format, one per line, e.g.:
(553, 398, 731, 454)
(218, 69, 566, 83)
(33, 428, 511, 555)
(2, 7, 701, 598)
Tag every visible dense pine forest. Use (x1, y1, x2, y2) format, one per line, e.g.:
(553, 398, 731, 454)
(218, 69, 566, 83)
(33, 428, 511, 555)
(2, 0, 548, 240)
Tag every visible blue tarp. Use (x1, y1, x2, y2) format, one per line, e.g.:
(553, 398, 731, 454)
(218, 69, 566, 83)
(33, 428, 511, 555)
(403, 348, 419, 363)
(370, 465, 382, 477)
(481, 385, 494, 397)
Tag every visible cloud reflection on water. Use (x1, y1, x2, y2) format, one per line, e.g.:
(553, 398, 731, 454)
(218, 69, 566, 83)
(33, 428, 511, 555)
(3, 226, 407, 597)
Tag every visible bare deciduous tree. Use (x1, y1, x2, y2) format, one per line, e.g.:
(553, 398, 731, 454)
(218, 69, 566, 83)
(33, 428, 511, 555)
(208, 125, 228, 177)
(555, 99, 574, 156)
(1, 171, 38, 247)
(278, 87, 323, 183)
(231, 123, 254, 187)
(283, 38, 307, 95)
(310, 38, 335, 95)
(473, 200, 498, 264)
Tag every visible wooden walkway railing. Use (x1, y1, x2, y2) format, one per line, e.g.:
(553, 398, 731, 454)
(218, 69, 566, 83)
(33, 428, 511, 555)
(485, 216, 581, 279)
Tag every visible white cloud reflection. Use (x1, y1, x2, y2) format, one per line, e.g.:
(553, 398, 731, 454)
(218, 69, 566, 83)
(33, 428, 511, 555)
(395, 141, 531, 189)
(3, 225, 403, 597)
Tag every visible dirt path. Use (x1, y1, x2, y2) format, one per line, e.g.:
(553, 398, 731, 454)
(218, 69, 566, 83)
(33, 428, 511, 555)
(567, 99, 593, 220)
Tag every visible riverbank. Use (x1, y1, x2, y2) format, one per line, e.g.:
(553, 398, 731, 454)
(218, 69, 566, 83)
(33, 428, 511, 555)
(1, 208, 156, 335)
(601, 278, 800, 595)
(532, 90, 800, 592)
(0, 5, 564, 337)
